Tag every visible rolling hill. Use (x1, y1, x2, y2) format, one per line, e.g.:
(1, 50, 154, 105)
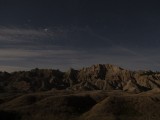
(0, 64, 160, 120)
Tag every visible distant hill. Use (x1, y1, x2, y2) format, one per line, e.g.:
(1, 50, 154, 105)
(1, 64, 160, 93)
(1, 64, 160, 120)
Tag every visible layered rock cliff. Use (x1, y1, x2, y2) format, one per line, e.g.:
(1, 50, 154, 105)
(1, 64, 160, 93)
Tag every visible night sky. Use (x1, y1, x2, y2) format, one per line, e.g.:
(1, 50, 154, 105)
(0, 0, 160, 72)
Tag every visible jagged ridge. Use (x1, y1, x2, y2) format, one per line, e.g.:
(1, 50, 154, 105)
(1, 64, 160, 93)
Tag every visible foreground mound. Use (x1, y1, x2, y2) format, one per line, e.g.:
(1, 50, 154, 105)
(0, 90, 160, 120)
(1, 64, 160, 119)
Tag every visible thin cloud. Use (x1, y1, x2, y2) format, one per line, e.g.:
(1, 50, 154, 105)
(0, 65, 29, 72)
(0, 26, 159, 71)
(0, 48, 78, 59)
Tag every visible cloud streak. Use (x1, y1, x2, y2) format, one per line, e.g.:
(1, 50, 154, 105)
(0, 26, 159, 72)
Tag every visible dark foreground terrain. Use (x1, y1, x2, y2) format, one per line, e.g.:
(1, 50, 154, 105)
(0, 64, 160, 120)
